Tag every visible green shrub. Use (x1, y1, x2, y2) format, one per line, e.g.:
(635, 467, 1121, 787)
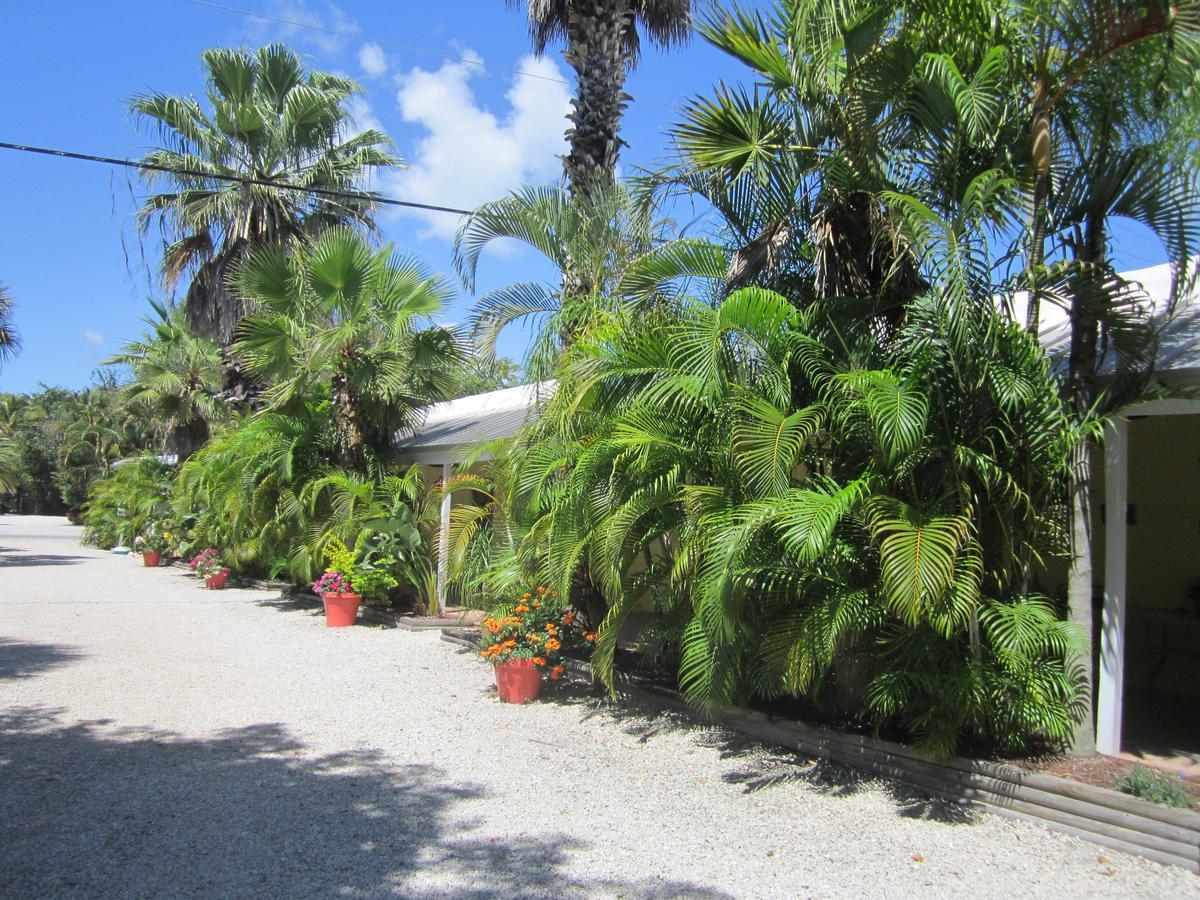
(81, 458, 174, 549)
(1115, 765, 1194, 809)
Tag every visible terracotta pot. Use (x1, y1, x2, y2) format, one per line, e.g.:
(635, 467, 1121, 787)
(322, 592, 361, 627)
(143, 551, 161, 568)
(204, 568, 230, 590)
(495, 658, 543, 704)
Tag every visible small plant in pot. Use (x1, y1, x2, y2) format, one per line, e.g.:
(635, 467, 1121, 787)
(313, 539, 397, 627)
(188, 547, 230, 589)
(138, 528, 171, 568)
(478, 588, 593, 703)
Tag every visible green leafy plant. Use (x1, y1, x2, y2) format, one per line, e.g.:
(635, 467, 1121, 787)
(138, 526, 172, 555)
(1115, 765, 1194, 809)
(318, 538, 397, 603)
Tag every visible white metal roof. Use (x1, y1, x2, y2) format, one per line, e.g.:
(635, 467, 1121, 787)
(393, 382, 554, 464)
(1030, 261, 1200, 383)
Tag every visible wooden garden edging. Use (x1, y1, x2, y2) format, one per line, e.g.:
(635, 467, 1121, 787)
(440, 628, 1200, 873)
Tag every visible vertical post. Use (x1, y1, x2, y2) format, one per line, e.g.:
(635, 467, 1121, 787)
(437, 461, 452, 619)
(1096, 417, 1128, 756)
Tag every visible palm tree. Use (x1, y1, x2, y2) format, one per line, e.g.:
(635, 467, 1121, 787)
(107, 303, 225, 461)
(454, 180, 670, 378)
(1002, 0, 1200, 755)
(130, 45, 401, 349)
(231, 228, 463, 469)
(506, 1, 693, 192)
(670, 0, 1200, 754)
(0, 282, 20, 370)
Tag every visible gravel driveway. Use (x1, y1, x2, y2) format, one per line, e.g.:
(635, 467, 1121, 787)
(1, 515, 1195, 898)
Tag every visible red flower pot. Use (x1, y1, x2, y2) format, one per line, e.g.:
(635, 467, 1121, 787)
(204, 568, 230, 590)
(322, 592, 361, 627)
(495, 658, 543, 704)
(143, 551, 161, 568)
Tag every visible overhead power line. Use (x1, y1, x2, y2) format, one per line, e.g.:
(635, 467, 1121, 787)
(0, 141, 474, 216)
(186, 0, 678, 110)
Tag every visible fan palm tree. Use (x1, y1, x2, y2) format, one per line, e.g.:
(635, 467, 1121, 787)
(231, 228, 463, 469)
(506, 1, 693, 191)
(130, 45, 401, 349)
(107, 303, 226, 461)
(0, 282, 20, 370)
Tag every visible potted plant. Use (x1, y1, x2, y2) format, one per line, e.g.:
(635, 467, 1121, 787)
(478, 588, 592, 703)
(313, 539, 397, 627)
(138, 528, 171, 568)
(188, 547, 230, 589)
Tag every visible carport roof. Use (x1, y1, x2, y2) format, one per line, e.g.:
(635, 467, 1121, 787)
(393, 382, 553, 464)
(1031, 261, 1200, 383)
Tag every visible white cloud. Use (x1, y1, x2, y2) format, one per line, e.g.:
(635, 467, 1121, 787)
(345, 95, 384, 137)
(382, 51, 571, 240)
(83, 329, 104, 346)
(358, 42, 388, 78)
(246, 1, 359, 56)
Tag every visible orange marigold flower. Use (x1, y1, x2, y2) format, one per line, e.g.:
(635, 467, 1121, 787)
(515, 605, 529, 613)
(546, 623, 558, 634)
(523, 592, 532, 599)
(583, 631, 597, 642)
(550, 665, 564, 680)
(562, 610, 575, 625)
(545, 638, 561, 651)
(533, 656, 547, 667)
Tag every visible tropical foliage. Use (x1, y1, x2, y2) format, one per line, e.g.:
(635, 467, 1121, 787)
(454, 180, 669, 378)
(1, 379, 156, 516)
(232, 228, 462, 468)
(81, 456, 174, 549)
(107, 302, 225, 461)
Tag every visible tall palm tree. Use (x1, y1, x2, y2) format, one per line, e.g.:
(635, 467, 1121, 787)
(107, 303, 226, 461)
(506, 1, 693, 192)
(130, 45, 401, 350)
(231, 228, 463, 469)
(0, 282, 20, 370)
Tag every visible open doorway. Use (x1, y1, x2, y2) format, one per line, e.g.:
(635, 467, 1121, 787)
(1118, 414, 1200, 775)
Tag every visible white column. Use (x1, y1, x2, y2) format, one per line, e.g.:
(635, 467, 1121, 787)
(437, 462, 453, 619)
(1096, 417, 1129, 756)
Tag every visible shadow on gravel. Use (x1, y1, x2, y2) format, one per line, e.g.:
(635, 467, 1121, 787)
(446, 644, 980, 829)
(0, 707, 725, 898)
(0, 638, 86, 680)
(254, 592, 324, 617)
(0, 550, 88, 568)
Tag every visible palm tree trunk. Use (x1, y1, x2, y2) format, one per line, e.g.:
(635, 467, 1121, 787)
(562, 1, 635, 193)
(331, 371, 366, 471)
(1025, 96, 1051, 333)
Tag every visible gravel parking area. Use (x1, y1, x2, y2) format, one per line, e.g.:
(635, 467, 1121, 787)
(1, 514, 1196, 898)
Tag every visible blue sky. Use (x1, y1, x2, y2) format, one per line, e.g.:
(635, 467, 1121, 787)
(0, 0, 1173, 394)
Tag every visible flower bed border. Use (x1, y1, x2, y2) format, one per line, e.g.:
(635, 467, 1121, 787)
(441, 627, 1199, 873)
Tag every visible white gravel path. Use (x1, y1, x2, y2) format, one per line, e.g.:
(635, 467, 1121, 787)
(1, 514, 1196, 899)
